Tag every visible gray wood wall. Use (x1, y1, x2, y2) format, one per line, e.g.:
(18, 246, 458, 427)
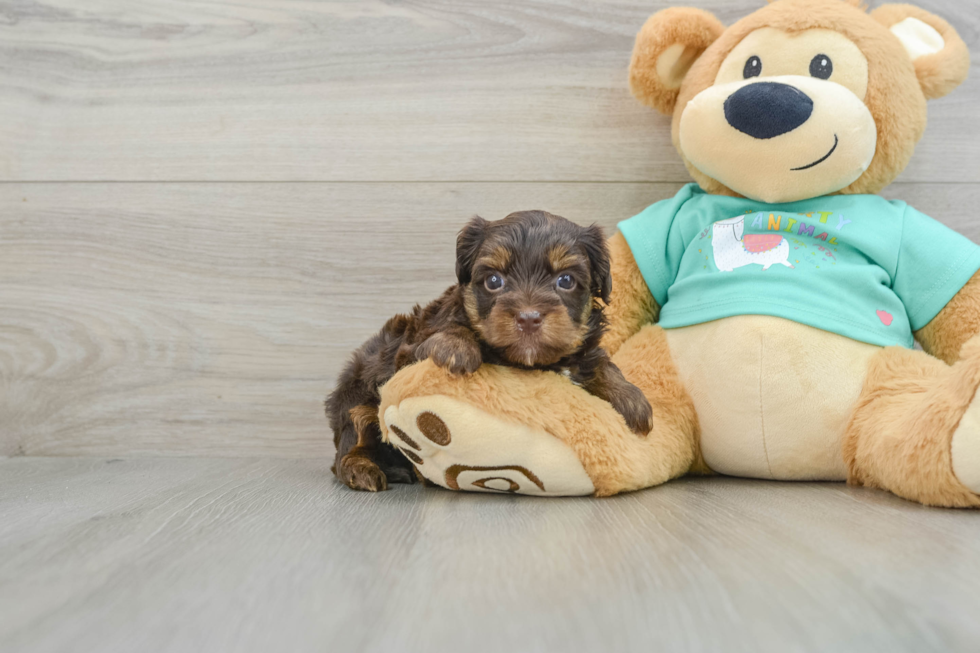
(2, 0, 978, 458)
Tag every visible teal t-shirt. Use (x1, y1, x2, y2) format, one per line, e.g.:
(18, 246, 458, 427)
(618, 184, 980, 348)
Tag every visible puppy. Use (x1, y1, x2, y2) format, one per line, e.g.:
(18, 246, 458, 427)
(326, 210, 653, 491)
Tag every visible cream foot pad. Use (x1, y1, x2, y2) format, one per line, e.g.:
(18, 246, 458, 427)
(383, 395, 595, 496)
(952, 397, 980, 495)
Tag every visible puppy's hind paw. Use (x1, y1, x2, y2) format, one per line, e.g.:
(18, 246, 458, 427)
(339, 454, 389, 492)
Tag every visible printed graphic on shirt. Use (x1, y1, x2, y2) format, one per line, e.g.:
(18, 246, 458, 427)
(710, 215, 794, 272)
(704, 211, 849, 273)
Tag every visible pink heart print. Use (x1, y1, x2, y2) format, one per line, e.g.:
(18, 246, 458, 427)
(876, 310, 893, 326)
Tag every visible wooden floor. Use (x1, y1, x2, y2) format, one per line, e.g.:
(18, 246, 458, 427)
(1, 457, 979, 653)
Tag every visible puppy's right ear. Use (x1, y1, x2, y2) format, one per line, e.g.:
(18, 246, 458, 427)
(629, 7, 724, 115)
(581, 224, 612, 304)
(456, 216, 489, 285)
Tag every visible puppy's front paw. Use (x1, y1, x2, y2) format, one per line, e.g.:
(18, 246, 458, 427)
(416, 333, 482, 376)
(338, 454, 388, 492)
(610, 383, 653, 436)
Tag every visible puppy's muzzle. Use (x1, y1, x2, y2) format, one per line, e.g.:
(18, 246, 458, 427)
(515, 310, 543, 334)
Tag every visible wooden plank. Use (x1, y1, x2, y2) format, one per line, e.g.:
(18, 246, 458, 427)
(0, 0, 977, 182)
(0, 181, 679, 457)
(2, 181, 978, 457)
(2, 458, 980, 653)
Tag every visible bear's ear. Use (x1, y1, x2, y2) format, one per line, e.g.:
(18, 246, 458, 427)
(871, 4, 970, 99)
(629, 8, 725, 115)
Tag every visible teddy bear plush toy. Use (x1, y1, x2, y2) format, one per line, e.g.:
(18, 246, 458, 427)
(379, 0, 980, 507)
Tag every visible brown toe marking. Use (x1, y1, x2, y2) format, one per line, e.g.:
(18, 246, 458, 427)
(398, 447, 423, 465)
(444, 464, 544, 492)
(472, 477, 520, 493)
(416, 411, 451, 446)
(389, 424, 420, 451)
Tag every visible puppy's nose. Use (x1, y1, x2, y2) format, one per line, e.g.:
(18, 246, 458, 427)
(724, 82, 813, 139)
(516, 311, 543, 333)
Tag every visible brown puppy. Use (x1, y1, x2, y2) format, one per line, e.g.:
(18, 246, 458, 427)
(326, 211, 653, 491)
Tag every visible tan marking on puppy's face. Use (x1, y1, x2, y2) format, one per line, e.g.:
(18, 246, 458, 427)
(478, 247, 511, 273)
(679, 27, 876, 203)
(547, 245, 581, 273)
(462, 286, 482, 334)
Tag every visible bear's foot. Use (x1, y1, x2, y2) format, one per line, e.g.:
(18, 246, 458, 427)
(383, 395, 595, 496)
(846, 335, 980, 507)
(950, 338, 980, 495)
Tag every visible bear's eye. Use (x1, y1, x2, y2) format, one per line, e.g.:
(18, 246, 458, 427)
(743, 56, 762, 79)
(809, 54, 833, 80)
(485, 273, 505, 291)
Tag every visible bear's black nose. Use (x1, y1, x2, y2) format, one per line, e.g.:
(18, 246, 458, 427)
(724, 82, 813, 139)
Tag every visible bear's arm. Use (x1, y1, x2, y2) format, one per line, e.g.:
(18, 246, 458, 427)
(600, 232, 660, 355)
(914, 271, 980, 364)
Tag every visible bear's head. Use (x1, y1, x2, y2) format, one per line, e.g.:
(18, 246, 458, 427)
(629, 0, 969, 203)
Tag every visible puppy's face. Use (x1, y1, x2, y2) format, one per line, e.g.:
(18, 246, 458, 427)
(455, 211, 610, 367)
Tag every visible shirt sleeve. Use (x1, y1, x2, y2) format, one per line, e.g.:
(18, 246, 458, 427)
(893, 204, 980, 331)
(616, 185, 696, 307)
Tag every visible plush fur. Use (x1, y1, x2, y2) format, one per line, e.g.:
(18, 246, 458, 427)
(629, 8, 726, 115)
(665, 316, 878, 480)
(376, 0, 980, 505)
(600, 232, 661, 355)
(915, 271, 980, 365)
(843, 337, 980, 508)
(870, 4, 971, 100)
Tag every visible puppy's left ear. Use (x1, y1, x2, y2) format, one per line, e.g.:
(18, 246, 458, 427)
(872, 5, 970, 99)
(456, 216, 489, 285)
(581, 225, 612, 304)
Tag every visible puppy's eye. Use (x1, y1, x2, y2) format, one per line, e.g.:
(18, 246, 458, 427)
(743, 56, 762, 79)
(485, 273, 505, 291)
(556, 274, 576, 291)
(809, 54, 832, 80)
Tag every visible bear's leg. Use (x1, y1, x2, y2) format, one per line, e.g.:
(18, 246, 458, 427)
(843, 336, 980, 507)
(379, 325, 702, 496)
(611, 325, 707, 476)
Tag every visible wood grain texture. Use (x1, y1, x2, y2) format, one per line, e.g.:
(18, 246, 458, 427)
(1, 0, 980, 456)
(1, 457, 980, 653)
(0, 0, 977, 182)
(2, 182, 978, 457)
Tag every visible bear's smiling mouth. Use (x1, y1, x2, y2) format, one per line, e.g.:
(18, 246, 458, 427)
(791, 134, 839, 171)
